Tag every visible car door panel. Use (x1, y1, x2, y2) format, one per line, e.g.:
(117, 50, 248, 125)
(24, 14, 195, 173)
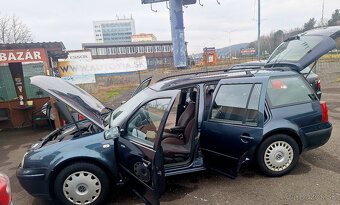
(200, 77, 267, 177)
(132, 76, 152, 97)
(116, 90, 180, 205)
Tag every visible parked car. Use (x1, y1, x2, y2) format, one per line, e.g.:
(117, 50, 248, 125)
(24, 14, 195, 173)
(0, 172, 13, 205)
(17, 26, 339, 205)
(230, 61, 322, 99)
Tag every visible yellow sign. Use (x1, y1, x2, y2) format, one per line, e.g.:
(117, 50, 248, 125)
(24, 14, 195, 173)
(57, 61, 74, 77)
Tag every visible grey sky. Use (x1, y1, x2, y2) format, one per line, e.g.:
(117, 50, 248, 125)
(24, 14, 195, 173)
(1, 0, 339, 54)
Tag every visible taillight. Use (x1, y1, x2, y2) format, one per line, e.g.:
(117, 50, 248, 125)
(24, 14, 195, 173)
(320, 101, 328, 122)
(318, 77, 321, 88)
(61, 119, 66, 126)
(0, 173, 11, 205)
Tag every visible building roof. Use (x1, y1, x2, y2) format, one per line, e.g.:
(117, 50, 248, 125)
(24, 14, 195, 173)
(0, 42, 66, 50)
(82, 41, 174, 48)
(0, 42, 67, 60)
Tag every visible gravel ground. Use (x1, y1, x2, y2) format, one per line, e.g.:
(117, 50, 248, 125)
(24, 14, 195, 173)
(0, 73, 339, 205)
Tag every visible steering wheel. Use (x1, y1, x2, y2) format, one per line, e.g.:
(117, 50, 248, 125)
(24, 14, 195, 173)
(138, 109, 157, 132)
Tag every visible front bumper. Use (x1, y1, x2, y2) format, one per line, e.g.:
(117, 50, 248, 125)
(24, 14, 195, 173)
(303, 122, 332, 151)
(16, 167, 51, 199)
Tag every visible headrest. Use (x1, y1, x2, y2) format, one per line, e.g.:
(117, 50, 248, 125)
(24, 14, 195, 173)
(190, 91, 197, 102)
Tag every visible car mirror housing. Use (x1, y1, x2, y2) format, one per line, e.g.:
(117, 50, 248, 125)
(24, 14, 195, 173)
(104, 126, 120, 140)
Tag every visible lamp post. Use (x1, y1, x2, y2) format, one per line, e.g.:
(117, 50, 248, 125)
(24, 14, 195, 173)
(257, 0, 261, 61)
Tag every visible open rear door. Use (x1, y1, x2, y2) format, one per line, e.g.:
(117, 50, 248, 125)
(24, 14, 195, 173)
(117, 90, 180, 204)
(132, 76, 152, 97)
(200, 77, 267, 177)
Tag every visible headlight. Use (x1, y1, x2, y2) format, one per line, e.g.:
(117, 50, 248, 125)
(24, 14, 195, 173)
(21, 152, 28, 168)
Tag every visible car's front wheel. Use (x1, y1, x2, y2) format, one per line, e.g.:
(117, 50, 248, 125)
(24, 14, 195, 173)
(257, 134, 299, 177)
(54, 162, 109, 205)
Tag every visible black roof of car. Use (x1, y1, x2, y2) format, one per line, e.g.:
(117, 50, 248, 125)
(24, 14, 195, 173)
(150, 68, 297, 91)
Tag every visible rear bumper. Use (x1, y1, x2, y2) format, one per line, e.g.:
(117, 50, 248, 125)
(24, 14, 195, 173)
(303, 122, 332, 151)
(16, 167, 51, 200)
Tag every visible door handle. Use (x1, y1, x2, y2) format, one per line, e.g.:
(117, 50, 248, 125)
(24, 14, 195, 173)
(240, 134, 254, 143)
(120, 144, 126, 148)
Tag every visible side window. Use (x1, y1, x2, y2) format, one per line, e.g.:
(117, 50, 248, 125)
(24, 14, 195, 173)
(245, 84, 262, 125)
(210, 83, 262, 126)
(127, 98, 171, 146)
(267, 75, 317, 108)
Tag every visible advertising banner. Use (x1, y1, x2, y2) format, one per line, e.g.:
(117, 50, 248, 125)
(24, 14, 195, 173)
(0, 48, 47, 63)
(61, 75, 96, 84)
(66, 51, 92, 62)
(57, 56, 147, 77)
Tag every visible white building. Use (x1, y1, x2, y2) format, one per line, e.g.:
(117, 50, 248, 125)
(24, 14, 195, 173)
(93, 17, 136, 43)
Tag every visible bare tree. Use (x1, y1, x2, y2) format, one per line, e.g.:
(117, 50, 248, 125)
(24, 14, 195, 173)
(0, 14, 33, 43)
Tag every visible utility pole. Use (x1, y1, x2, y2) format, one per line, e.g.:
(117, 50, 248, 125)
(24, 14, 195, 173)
(257, 0, 261, 61)
(205, 47, 208, 72)
(229, 31, 232, 61)
(321, 0, 325, 26)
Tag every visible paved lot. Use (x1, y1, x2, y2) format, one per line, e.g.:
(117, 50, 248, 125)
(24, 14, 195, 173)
(1, 85, 340, 205)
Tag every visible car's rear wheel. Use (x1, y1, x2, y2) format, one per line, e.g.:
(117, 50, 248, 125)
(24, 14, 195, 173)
(257, 134, 299, 177)
(54, 162, 109, 205)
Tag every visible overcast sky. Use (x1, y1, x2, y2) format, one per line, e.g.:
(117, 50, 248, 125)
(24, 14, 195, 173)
(1, 0, 339, 54)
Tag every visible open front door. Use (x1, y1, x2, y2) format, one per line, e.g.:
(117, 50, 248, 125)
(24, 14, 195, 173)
(117, 90, 180, 204)
(132, 76, 152, 97)
(200, 77, 267, 177)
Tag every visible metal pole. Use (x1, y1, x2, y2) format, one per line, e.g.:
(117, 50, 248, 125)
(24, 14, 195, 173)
(169, 0, 187, 68)
(257, 0, 261, 61)
(321, 0, 324, 26)
(229, 31, 231, 61)
(205, 47, 208, 72)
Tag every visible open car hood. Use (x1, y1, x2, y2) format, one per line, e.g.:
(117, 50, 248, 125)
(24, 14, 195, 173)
(265, 26, 340, 72)
(30, 75, 106, 130)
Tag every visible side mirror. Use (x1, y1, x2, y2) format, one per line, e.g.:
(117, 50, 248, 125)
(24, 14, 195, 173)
(104, 126, 120, 140)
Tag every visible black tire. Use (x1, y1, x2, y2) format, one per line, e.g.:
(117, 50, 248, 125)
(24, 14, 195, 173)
(54, 162, 110, 205)
(256, 134, 299, 177)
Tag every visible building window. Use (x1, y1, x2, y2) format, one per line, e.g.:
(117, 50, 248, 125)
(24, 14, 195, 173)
(164, 45, 171, 52)
(97, 48, 107, 55)
(164, 58, 169, 64)
(90, 48, 97, 55)
(146, 46, 153, 53)
(108, 47, 117, 55)
(155, 45, 163, 52)
(121, 47, 126, 54)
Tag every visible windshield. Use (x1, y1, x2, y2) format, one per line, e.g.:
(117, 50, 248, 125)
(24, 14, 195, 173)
(106, 87, 155, 127)
(267, 36, 324, 64)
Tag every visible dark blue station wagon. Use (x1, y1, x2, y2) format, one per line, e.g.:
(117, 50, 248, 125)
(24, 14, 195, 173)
(17, 26, 338, 205)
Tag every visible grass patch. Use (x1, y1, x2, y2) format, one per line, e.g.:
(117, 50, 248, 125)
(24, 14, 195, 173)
(91, 84, 137, 103)
(103, 87, 130, 102)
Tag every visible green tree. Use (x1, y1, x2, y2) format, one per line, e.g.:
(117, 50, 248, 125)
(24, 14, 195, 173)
(303, 18, 316, 31)
(328, 9, 340, 26)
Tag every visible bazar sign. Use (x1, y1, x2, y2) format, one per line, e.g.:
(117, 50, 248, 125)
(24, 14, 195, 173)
(0, 49, 46, 63)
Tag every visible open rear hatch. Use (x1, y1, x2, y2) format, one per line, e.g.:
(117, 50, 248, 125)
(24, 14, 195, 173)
(265, 26, 340, 72)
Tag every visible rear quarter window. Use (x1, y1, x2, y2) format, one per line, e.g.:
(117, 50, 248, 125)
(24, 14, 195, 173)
(267, 75, 317, 108)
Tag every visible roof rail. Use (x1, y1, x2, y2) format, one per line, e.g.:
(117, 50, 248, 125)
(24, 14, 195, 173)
(157, 67, 255, 82)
